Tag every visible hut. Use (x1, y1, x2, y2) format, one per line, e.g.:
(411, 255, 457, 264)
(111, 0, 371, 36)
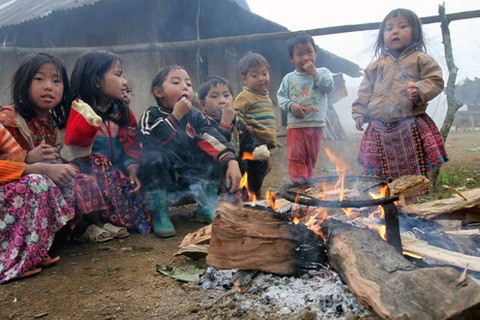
(0, 0, 362, 139)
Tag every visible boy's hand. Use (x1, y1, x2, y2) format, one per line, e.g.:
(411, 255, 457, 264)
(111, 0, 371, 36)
(355, 116, 365, 131)
(225, 160, 242, 192)
(221, 101, 236, 125)
(172, 96, 191, 120)
(290, 103, 306, 118)
(303, 61, 318, 78)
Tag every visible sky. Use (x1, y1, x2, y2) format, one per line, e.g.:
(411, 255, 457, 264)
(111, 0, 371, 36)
(247, 0, 480, 130)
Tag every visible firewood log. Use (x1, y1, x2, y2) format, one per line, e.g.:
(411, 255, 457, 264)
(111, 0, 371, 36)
(321, 218, 480, 320)
(206, 201, 327, 275)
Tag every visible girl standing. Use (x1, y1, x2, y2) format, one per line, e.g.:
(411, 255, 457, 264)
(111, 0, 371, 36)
(352, 8, 447, 180)
(69, 50, 151, 235)
(0, 52, 109, 243)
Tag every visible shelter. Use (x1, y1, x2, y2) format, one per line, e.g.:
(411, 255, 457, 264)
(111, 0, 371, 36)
(0, 0, 362, 139)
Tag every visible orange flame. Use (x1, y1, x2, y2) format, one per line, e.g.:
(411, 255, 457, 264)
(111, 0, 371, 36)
(239, 172, 256, 206)
(324, 147, 350, 200)
(242, 152, 254, 161)
(266, 189, 279, 211)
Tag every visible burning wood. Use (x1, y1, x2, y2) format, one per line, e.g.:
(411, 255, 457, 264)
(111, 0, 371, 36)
(206, 200, 327, 275)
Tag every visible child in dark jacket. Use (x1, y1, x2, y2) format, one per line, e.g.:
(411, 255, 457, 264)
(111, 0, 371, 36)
(138, 66, 242, 237)
(198, 75, 258, 199)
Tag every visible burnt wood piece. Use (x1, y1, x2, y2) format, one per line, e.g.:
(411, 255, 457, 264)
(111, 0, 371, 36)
(321, 218, 480, 320)
(207, 201, 327, 276)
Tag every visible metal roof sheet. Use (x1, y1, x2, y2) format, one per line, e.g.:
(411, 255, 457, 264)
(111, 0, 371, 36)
(0, 0, 108, 28)
(0, 0, 253, 29)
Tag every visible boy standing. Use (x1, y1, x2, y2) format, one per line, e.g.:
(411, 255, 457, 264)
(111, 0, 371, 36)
(277, 32, 334, 182)
(233, 52, 277, 199)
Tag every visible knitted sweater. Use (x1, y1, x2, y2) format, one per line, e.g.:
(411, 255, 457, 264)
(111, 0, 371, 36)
(0, 123, 26, 183)
(277, 68, 334, 129)
(233, 87, 277, 148)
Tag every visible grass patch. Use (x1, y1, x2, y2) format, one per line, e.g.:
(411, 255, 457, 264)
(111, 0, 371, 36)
(419, 162, 480, 202)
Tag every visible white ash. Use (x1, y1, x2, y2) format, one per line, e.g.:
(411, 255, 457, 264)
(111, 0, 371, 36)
(201, 267, 375, 319)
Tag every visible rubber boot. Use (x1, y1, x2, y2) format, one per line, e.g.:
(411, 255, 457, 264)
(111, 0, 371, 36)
(192, 181, 219, 224)
(145, 190, 176, 238)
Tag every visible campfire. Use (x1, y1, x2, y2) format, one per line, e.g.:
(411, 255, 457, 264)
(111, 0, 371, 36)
(177, 148, 480, 319)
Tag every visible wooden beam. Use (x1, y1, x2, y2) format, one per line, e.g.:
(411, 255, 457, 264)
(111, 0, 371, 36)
(1, 10, 479, 55)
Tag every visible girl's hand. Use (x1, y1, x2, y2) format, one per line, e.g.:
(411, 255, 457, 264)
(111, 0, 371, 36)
(225, 160, 242, 192)
(26, 163, 78, 186)
(355, 117, 365, 131)
(407, 82, 419, 102)
(26, 140, 61, 164)
(290, 103, 306, 118)
(221, 101, 236, 126)
(171, 96, 191, 120)
(128, 168, 141, 193)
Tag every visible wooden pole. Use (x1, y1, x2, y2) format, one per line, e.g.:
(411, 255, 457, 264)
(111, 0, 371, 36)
(1, 10, 479, 55)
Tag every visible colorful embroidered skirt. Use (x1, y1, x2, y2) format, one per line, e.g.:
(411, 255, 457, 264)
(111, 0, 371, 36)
(358, 114, 448, 179)
(0, 174, 75, 283)
(74, 153, 151, 234)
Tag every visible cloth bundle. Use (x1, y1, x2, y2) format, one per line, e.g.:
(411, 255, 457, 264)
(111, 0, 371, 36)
(60, 99, 102, 161)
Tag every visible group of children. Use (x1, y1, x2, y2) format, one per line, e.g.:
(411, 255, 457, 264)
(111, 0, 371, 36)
(1, 8, 448, 284)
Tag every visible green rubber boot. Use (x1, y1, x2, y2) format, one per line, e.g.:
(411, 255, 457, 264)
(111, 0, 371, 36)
(145, 190, 176, 238)
(193, 181, 219, 224)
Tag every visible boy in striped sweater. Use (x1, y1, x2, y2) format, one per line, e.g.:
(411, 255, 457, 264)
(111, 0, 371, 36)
(233, 52, 277, 199)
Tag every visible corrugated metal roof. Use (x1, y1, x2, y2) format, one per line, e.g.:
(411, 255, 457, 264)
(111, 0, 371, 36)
(0, 0, 253, 29)
(0, 0, 101, 28)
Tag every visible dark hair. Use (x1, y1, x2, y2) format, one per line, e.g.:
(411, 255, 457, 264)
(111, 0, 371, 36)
(374, 8, 425, 57)
(288, 32, 317, 57)
(150, 65, 186, 106)
(238, 52, 270, 76)
(70, 50, 130, 126)
(197, 75, 233, 101)
(12, 52, 71, 128)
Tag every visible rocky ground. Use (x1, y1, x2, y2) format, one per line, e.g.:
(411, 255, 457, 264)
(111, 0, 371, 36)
(1, 131, 479, 320)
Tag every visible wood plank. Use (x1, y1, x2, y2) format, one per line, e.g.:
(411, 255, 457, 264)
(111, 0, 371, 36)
(401, 236, 480, 272)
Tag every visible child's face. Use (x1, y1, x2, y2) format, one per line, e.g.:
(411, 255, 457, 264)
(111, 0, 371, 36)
(201, 84, 233, 120)
(290, 42, 317, 73)
(242, 64, 270, 92)
(29, 62, 64, 119)
(98, 60, 126, 102)
(383, 15, 413, 54)
(122, 83, 132, 105)
(154, 68, 193, 108)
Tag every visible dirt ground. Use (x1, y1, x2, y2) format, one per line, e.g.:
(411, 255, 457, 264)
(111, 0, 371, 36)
(1, 131, 479, 320)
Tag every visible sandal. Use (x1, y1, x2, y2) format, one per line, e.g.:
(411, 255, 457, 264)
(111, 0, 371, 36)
(75, 224, 113, 243)
(18, 267, 42, 280)
(102, 223, 130, 239)
(39, 255, 60, 267)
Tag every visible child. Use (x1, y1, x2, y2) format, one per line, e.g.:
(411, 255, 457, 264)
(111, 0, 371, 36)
(68, 50, 151, 235)
(138, 65, 242, 237)
(0, 52, 110, 243)
(277, 32, 334, 183)
(233, 52, 277, 198)
(352, 8, 447, 181)
(122, 76, 133, 105)
(198, 75, 256, 198)
(0, 124, 76, 283)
